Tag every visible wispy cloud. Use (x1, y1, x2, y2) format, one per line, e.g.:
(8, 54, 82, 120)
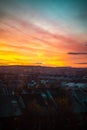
(76, 62, 87, 64)
(0, 0, 87, 67)
(68, 52, 87, 55)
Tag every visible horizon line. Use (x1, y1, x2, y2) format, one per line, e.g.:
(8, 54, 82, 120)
(0, 65, 87, 69)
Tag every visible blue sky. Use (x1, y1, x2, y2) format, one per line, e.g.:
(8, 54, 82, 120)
(0, 0, 87, 67)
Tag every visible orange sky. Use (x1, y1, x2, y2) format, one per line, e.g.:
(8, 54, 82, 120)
(0, 0, 87, 67)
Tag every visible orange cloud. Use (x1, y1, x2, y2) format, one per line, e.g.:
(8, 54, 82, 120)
(0, 13, 87, 67)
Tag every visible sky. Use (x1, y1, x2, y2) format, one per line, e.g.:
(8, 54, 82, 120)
(0, 0, 87, 67)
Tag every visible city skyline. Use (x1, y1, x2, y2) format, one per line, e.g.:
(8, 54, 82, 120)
(0, 0, 87, 67)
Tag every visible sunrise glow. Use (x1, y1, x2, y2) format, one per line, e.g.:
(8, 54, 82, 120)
(0, 0, 87, 67)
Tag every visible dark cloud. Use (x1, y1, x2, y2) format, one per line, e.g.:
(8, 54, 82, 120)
(35, 62, 43, 65)
(68, 52, 87, 55)
(76, 62, 87, 64)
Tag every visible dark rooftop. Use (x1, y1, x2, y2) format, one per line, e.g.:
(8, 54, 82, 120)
(0, 95, 22, 117)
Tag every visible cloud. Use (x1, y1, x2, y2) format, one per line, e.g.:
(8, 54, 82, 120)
(0, 0, 86, 67)
(0, 10, 81, 52)
(35, 62, 43, 65)
(76, 62, 87, 64)
(68, 52, 87, 55)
